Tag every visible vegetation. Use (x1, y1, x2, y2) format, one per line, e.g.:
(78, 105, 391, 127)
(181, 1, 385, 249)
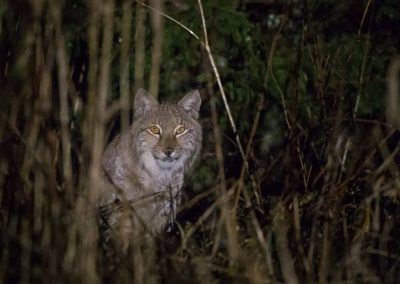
(1, 0, 399, 283)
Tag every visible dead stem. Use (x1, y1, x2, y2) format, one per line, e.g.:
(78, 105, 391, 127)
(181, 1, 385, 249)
(273, 203, 299, 284)
(119, 0, 132, 130)
(208, 71, 229, 257)
(149, 0, 165, 98)
(52, 1, 73, 192)
(134, 0, 147, 91)
(386, 57, 400, 128)
(196, 0, 247, 169)
(80, 0, 115, 281)
(84, 0, 100, 148)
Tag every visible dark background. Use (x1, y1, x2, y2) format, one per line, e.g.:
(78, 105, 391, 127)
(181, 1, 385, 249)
(1, 0, 400, 283)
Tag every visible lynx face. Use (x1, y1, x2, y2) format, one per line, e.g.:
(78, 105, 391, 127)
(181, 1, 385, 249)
(132, 89, 202, 177)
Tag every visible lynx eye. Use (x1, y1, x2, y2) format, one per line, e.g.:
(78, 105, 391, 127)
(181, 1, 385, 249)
(175, 126, 186, 136)
(148, 125, 161, 135)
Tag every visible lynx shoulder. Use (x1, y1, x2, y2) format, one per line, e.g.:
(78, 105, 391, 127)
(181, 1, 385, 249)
(99, 89, 202, 235)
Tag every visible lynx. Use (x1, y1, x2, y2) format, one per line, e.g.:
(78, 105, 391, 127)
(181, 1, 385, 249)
(99, 89, 202, 238)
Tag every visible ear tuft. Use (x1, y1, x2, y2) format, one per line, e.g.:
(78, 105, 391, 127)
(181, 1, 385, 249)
(177, 90, 201, 119)
(134, 89, 158, 118)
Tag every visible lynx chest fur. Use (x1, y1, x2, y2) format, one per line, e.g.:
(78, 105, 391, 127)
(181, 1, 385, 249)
(100, 89, 202, 235)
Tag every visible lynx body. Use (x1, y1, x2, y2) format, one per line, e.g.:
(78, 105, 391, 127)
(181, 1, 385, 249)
(100, 89, 202, 235)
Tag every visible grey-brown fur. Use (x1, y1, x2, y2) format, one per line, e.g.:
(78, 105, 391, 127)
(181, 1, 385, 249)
(99, 89, 202, 236)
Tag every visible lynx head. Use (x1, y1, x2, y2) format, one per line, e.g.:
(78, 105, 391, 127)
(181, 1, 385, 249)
(132, 89, 202, 177)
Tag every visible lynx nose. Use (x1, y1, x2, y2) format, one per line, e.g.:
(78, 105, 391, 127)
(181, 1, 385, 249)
(164, 148, 174, 157)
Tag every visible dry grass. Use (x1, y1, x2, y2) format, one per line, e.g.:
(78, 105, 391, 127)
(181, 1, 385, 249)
(1, 0, 400, 283)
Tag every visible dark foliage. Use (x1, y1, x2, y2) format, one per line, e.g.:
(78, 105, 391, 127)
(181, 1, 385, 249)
(1, 0, 400, 283)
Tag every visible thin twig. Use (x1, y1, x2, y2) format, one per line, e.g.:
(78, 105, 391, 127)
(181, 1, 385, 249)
(181, 188, 235, 250)
(197, 0, 247, 167)
(354, 0, 375, 116)
(136, 0, 201, 42)
(358, 0, 372, 35)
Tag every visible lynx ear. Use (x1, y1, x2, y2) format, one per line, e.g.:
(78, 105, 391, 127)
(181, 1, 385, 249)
(134, 88, 158, 118)
(178, 90, 201, 119)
